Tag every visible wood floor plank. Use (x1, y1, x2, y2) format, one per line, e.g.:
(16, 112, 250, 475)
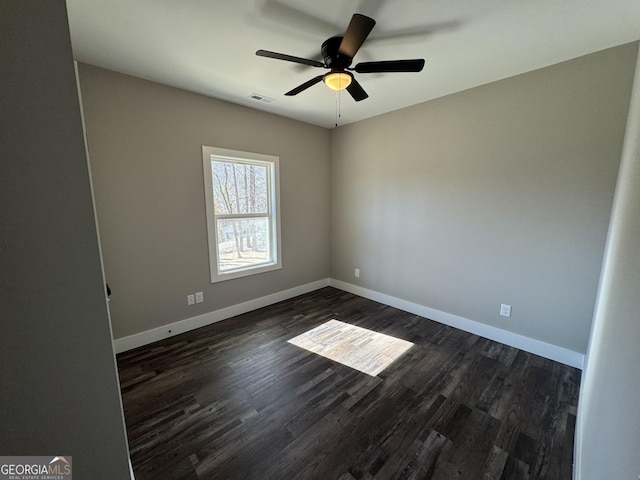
(117, 287, 580, 479)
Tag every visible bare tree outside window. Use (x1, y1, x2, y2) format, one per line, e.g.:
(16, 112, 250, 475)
(202, 147, 281, 282)
(211, 161, 270, 270)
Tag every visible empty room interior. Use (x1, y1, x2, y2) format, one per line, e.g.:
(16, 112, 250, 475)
(3, 1, 640, 479)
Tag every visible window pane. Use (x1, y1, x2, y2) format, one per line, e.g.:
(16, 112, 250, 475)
(216, 217, 271, 272)
(203, 146, 281, 283)
(211, 161, 268, 215)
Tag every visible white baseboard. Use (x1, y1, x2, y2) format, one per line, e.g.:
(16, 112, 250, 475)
(114, 277, 584, 369)
(329, 279, 585, 369)
(113, 279, 330, 354)
(129, 458, 135, 480)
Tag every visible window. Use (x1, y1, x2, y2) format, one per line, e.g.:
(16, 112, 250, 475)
(202, 146, 281, 283)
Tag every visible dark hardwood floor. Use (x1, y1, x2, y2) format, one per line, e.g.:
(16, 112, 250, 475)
(117, 287, 580, 479)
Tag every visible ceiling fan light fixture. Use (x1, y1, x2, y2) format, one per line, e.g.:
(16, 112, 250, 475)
(323, 71, 352, 91)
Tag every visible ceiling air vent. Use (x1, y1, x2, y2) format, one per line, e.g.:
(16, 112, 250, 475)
(249, 93, 275, 104)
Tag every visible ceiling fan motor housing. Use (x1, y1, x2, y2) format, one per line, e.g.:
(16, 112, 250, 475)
(322, 37, 352, 69)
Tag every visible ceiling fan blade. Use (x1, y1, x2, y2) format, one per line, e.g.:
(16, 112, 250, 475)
(285, 75, 324, 96)
(346, 77, 369, 102)
(354, 59, 425, 73)
(256, 50, 325, 68)
(338, 14, 376, 59)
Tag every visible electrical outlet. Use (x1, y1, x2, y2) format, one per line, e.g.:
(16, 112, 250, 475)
(500, 304, 512, 317)
(187, 294, 195, 306)
(355, 268, 360, 278)
(195, 291, 204, 303)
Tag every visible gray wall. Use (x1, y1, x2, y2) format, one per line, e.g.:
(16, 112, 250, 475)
(0, 1, 131, 478)
(77, 64, 331, 339)
(330, 43, 637, 354)
(575, 46, 640, 480)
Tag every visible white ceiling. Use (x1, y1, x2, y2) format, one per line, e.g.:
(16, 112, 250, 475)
(66, 0, 640, 129)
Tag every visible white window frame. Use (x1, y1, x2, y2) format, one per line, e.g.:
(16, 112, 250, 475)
(202, 146, 282, 283)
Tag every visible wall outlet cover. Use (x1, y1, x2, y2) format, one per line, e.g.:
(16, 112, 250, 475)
(500, 304, 512, 317)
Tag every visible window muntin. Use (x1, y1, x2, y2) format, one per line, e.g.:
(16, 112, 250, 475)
(202, 146, 281, 282)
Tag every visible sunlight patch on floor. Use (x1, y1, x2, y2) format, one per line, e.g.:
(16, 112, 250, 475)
(287, 319, 414, 377)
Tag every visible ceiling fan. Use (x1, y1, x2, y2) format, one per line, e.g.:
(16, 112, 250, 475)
(256, 13, 425, 101)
